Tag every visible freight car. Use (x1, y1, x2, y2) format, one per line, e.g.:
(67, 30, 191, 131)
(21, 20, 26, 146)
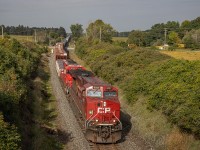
(54, 42, 68, 60)
(54, 46, 122, 143)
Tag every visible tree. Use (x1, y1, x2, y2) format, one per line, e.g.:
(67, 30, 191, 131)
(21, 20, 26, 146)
(57, 27, 67, 38)
(183, 29, 200, 49)
(190, 17, 200, 29)
(165, 21, 180, 30)
(181, 20, 191, 29)
(50, 31, 58, 39)
(127, 30, 146, 47)
(86, 19, 115, 43)
(0, 114, 21, 150)
(70, 24, 83, 41)
(168, 31, 181, 45)
(145, 23, 165, 46)
(153, 39, 164, 46)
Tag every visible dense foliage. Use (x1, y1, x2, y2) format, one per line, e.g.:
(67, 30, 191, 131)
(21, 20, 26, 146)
(76, 37, 200, 137)
(86, 19, 115, 43)
(0, 38, 46, 149)
(1, 25, 66, 37)
(127, 16, 200, 49)
(1, 25, 67, 45)
(70, 24, 83, 41)
(76, 37, 170, 85)
(0, 113, 21, 150)
(126, 60, 200, 136)
(183, 29, 200, 49)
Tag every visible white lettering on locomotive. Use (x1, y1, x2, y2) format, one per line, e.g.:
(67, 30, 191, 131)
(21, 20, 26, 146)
(97, 107, 111, 113)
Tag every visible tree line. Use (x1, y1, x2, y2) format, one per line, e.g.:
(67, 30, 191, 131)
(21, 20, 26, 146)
(70, 16, 200, 49)
(128, 16, 200, 49)
(1, 25, 67, 45)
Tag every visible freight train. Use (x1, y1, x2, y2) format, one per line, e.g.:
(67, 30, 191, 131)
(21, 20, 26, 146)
(53, 42, 122, 143)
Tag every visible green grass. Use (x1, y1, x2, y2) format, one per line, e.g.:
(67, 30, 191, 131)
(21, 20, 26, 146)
(160, 50, 200, 60)
(112, 37, 128, 42)
(31, 54, 63, 149)
(10, 35, 34, 42)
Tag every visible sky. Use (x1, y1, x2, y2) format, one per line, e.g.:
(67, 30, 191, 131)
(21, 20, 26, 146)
(0, 0, 199, 32)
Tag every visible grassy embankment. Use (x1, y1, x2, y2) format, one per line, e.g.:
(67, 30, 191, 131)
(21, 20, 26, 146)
(73, 37, 200, 150)
(0, 37, 64, 149)
(30, 52, 64, 150)
(0, 38, 50, 149)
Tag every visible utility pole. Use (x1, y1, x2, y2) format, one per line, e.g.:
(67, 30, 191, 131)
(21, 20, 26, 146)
(164, 28, 167, 45)
(1, 26, 4, 39)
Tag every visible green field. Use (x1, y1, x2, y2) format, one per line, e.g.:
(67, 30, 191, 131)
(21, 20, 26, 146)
(160, 50, 200, 61)
(112, 37, 128, 42)
(10, 35, 34, 42)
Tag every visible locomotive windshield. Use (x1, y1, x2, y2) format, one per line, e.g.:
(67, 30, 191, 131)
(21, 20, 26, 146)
(104, 91, 117, 97)
(87, 90, 102, 98)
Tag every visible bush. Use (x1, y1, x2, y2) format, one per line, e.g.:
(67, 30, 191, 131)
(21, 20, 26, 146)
(129, 60, 200, 136)
(0, 38, 46, 148)
(0, 113, 21, 150)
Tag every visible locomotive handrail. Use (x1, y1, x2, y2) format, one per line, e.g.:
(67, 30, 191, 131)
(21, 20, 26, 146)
(112, 111, 122, 129)
(85, 113, 99, 128)
(85, 111, 122, 129)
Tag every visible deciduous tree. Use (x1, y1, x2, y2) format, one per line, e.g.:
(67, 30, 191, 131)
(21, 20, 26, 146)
(168, 31, 181, 45)
(127, 30, 146, 47)
(86, 19, 115, 43)
(70, 24, 83, 41)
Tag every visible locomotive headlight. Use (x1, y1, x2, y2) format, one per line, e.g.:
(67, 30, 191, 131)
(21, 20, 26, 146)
(89, 110, 93, 115)
(103, 102, 106, 107)
(95, 119, 98, 122)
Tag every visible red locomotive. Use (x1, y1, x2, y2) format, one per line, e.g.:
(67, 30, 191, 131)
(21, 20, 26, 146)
(54, 43, 122, 143)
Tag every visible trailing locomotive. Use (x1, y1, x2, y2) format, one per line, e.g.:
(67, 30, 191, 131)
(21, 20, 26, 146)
(53, 43, 122, 143)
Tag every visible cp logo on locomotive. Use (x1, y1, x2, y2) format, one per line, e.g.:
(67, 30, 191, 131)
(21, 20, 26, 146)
(97, 107, 111, 113)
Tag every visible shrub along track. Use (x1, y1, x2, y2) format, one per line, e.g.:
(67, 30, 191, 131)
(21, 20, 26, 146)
(49, 49, 152, 150)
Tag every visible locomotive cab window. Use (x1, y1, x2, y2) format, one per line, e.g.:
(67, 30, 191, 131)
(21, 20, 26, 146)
(87, 90, 102, 98)
(104, 91, 117, 97)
